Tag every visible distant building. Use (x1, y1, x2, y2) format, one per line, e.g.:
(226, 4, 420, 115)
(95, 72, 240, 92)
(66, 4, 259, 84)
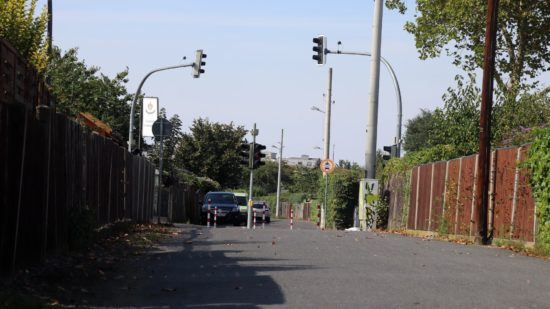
(284, 155, 320, 168)
(264, 151, 277, 162)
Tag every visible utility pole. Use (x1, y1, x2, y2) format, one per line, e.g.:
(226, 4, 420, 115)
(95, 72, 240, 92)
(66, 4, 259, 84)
(275, 129, 283, 218)
(247, 123, 258, 229)
(365, 0, 383, 178)
(47, 0, 52, 56)
(475, 0, 499, 245)
(323, 68, 333, 161)
(321, 68, 333, 229)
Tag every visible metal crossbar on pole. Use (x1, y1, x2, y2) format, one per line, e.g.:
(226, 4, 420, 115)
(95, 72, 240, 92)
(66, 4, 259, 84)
(128, 63, 194, 153)
(327, 50, 402, 157)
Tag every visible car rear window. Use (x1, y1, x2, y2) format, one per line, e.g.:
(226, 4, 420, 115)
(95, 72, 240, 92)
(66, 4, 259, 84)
(206, 194, 235, 204)
(235, 196, 247, 205)
(253, 203, 267, 209)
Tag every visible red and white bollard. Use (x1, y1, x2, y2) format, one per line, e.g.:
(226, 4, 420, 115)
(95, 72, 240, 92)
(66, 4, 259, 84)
(262, 204, 266, 229)
(290, 208, 294, 230)
(253, 208, 257, 229)
(207, 204, 211, 228)
(214, 206, 217, 228)
(317, 204, 321, 229)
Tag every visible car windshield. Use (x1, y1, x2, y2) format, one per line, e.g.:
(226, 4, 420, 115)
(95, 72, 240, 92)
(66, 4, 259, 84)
(235, 196, 247, 206)
(207, 194, 235, 204)
(253, 203, 267, 209)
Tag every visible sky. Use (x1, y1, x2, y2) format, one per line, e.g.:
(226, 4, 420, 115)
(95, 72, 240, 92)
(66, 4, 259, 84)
(39, 0, 549, 165)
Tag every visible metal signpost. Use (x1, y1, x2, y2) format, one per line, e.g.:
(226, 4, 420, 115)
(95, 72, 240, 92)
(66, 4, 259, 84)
(152, 118, 172, 223)
(319, 159, 335, 229)
(247, 123, 258, 229)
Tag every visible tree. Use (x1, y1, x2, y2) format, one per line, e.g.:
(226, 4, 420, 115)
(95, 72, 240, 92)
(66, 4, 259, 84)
(174, 118, 247, 188)
(0, 0, 48, 72)
(252, 161, 293, 196)
(147, 110, 183, 177)
(390, 0, 550, 97)
(402, 109, 438, 153)
(288, 166, 322, 198)
(46, 47, 133, 138)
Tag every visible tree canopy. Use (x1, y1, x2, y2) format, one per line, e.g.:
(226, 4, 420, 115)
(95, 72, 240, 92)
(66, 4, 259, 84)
(174, 118, 247, 189)
(0, 0, 49, 72)
(390, 0, 550, 97)
(46, 47, 133, 138)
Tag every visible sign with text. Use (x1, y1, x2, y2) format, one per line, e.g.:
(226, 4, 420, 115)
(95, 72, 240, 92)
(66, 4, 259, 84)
(142, 97, 159, 137)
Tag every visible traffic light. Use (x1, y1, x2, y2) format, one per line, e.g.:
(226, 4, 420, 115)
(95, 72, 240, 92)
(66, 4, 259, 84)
(252, 144, 266, 169)
(382, 145, 398, 161)
(239, 142, 252, 168)
(193, 49, 207, 78)
(312, 35, 327, 65)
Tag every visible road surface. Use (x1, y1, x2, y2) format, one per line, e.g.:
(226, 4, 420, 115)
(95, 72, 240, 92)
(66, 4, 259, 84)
(85, 219, 550, 308)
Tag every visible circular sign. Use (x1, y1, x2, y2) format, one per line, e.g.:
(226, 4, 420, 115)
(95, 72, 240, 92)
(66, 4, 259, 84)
(320, 159, 335, 174)
(152, 118, 173, 138)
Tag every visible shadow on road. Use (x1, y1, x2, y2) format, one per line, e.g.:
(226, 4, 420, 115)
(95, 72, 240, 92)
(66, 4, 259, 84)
(84, 225, 315, 308)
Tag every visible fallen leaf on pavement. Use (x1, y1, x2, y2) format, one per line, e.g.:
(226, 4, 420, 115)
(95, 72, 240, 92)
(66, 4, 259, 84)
(162, 287, 177, 292)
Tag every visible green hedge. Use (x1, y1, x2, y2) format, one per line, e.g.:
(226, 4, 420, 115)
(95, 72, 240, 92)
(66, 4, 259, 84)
(524, 126, 550, 254)
(320, 169, 362, 230)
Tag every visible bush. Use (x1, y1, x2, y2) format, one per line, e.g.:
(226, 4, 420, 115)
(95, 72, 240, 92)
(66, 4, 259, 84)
(524, 126, 550, 254)
(67, 207, 97, 250)
(321, 169, 362, 230)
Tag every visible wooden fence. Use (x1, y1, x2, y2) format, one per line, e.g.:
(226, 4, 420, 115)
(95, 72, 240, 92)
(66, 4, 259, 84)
(0, 37, 203, 274)
(387, 145, 537, 243)
(0, 100, 160, 273)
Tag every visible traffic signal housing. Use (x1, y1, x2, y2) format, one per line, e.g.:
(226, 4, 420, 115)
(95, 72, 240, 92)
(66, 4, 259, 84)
(193, 49, 207, 78)
(239, 142, 252, 167)
(252, 144, 266, 169)
(382, 145, 398, 161)
(312, 35, 327, 65)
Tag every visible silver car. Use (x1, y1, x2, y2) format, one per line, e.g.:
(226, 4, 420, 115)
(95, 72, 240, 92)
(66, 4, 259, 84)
(252, 201, 270, 223)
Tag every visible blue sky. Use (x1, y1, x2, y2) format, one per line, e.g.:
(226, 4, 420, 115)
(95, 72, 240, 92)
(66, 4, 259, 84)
(40, 0, 549, 165)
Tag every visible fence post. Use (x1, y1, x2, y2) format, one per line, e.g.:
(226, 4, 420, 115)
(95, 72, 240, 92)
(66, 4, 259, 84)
(510, 147, 522, 239)
(428, 163, 435, 231)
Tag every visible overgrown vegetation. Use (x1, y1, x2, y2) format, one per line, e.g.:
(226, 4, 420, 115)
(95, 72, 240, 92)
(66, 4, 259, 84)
(321, 168, 363, 230)
(0, 0, 49, 72)
(524, 127, 550, 254)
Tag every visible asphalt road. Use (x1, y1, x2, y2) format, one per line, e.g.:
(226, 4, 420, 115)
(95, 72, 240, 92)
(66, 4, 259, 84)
(86, 220, 550, 308)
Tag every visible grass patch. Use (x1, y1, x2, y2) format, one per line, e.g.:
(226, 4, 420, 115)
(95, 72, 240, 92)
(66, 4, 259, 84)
(0, 294, 58, 309)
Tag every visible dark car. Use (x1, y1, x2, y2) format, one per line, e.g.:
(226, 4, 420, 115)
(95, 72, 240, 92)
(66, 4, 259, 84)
(200, 192, 241, 226)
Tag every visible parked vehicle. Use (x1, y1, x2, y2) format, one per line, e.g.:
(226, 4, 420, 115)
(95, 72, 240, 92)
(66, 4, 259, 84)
(253, 201, 270, 223)
(234, 192, 248, 223)
(200, 192, 240, 226)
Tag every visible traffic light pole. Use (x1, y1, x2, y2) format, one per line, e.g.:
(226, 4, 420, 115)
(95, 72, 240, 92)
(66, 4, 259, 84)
(128, 63, 194, 153)
(247, 123, 258, 229)
(327, 50, 402, 157)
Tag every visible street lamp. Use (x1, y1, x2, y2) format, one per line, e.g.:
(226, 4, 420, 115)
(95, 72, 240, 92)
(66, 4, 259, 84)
(128, 49, 206, 153)
(311, 106, 325, 113)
